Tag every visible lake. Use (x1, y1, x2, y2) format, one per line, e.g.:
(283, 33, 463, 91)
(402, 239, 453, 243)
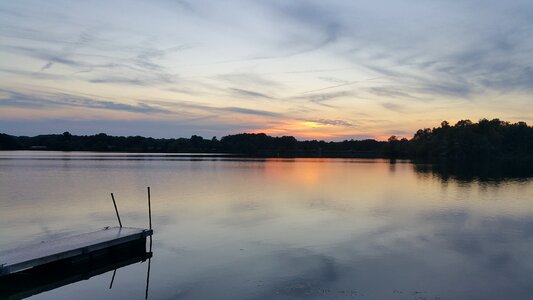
(0, 151, 532, 299)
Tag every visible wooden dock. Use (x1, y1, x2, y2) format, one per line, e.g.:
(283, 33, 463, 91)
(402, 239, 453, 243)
(0, 240, 152, 300)
(0, 227, 153, 276)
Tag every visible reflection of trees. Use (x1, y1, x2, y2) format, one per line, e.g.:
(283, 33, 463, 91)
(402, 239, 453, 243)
(413, 159, 533, 182)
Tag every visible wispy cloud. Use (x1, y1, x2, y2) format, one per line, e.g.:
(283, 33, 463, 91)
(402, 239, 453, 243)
(368, 87, 425, 101)
(39, 61, 53, 72)
(291, 91, 353, 108)
(318, 76, 349, 84)
(213, 73, 283, 88)
(224, 107, 282, 117)
(230, 88, 274, 100)
(381, 102, 405, 113)
(302, 78, 381, 94)
(133, 43, 196, 71)
(0, 89, 171, 114)
(306, 119, 354, 127)
(151, 98, 285, 119)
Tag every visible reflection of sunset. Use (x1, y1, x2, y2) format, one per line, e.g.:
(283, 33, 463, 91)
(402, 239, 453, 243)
(263, 159, 322, 186)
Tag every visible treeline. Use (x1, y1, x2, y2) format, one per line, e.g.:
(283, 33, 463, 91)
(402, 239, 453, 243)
(408, 119, 532, 160)
(1, 119, 532, 160)
(0, 132, 386, 157)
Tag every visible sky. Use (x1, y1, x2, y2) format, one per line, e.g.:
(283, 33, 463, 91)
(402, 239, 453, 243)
(1, 0, 532, 140)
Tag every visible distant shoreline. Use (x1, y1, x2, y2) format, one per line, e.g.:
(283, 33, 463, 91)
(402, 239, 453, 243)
(1, 118, 531, 161)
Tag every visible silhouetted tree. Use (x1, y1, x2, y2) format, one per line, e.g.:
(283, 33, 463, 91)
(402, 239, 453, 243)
(408, 119, 532, 160)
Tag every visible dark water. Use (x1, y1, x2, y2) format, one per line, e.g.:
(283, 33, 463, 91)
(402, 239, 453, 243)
(0, 151, 532, 300)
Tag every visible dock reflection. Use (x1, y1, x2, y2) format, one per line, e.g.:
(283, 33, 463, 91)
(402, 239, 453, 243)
(0, 240, 152, 300)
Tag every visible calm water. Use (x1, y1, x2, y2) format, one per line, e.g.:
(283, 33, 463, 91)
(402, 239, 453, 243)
(1, 151, 532, 300)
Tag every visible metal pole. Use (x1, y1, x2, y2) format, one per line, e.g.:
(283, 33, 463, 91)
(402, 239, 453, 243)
(147, 187, 153, 252)
(147, 187, 152, 230)
(109, 269, 117, 289)
(145, 258, 151, 299)
(111, 193, 123, 228)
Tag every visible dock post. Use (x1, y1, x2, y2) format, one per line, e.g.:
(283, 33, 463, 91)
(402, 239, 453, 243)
(147, 187, 152, 230)
(145, 187, 153, 300)
(147, 187, 153, 252)
(145, 257, 151, 299)
(111, 193, 123, 228)
(109, 269, 117, 289)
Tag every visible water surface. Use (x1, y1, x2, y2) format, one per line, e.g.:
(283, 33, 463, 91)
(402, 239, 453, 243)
(0, 151, 532, 299)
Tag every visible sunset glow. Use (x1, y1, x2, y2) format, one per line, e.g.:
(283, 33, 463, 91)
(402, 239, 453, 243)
(1, 1, 532, 140)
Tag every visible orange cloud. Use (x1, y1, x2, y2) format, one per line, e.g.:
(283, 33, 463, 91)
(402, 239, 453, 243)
(248, 120, 371, 140)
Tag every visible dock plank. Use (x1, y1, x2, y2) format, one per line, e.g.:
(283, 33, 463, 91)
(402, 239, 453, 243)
(0, 227, 152, 276)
